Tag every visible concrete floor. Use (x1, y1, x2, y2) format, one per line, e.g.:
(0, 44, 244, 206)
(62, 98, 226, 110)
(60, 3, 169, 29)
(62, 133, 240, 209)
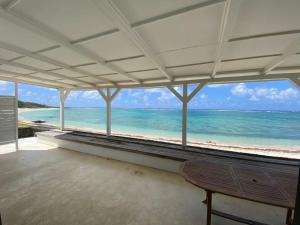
(0, 138, 289, 225)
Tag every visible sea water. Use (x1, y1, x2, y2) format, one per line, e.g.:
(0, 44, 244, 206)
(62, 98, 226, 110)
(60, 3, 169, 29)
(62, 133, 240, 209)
(19, 108, 300, 148)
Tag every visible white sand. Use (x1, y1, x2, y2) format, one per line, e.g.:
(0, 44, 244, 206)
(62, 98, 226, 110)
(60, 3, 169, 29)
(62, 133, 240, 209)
(18, 107, 57, 113)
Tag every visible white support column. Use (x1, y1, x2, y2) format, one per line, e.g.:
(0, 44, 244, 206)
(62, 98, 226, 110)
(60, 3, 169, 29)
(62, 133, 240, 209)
(182, 84, 188, 147)
(167, 83, 206, 148)
(106, 88, 112, 136)
(15, 81, 18, 150)
(98, 88, 121, 136)
(59, 89, 70, 131)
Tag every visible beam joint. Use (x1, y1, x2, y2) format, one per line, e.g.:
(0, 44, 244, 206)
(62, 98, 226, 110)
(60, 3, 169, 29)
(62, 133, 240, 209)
(98, 88, 122, 136)
(290, 78, 300, 89)
(211, 0, 241, 78)
(264, 38, 300, 74)
(94, 0, 172, 81)
(187, 82, 206, 102)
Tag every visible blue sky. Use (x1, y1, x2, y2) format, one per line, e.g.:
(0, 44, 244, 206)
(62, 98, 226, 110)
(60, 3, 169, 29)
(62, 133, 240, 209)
(0, 80, 300, 111)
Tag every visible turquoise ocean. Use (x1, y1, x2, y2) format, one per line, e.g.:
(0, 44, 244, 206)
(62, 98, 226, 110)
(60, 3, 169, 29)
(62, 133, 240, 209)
(19, 108, 300, 148)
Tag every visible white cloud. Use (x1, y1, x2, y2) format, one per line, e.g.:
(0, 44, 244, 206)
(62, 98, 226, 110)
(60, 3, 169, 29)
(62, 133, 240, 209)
(68, 91, 80, 99)
(25, 91, 33, 97)
(231, 83, 299, 101)
(131, 91, 143, 97)
(208, 84, 229, 88)
(158, 91, 174, 102)
(231, 83, 253, 96)
(144, 88, 162, 93)
(143, 95, 149, 102)
(145, 87, 175, 102)
(200, 94, 208, 100)
(82, 90, 99, 99)
(249, 95, 259, 101)
(68, 90, 100, 100)
(267, 88, 298, 100)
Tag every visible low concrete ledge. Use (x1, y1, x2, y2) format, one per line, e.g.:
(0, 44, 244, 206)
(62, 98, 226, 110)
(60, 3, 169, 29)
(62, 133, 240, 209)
(37, 131, 182, 173)
(37, 130, 299, 173)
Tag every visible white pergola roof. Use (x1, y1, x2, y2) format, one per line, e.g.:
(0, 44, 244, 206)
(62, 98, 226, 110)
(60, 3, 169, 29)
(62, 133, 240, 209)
(0, 0, 300, 90)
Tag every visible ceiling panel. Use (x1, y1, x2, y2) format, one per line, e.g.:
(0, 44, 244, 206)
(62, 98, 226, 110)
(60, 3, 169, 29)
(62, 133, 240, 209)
(280, 55, 300, 67)
(0, 48, 22, 60)
(135, 3, 223, 53)
(0, 18, 56, 51)
(15, 57, 60, 70)
(13, 0, 116, 41)
(29, 72, 62, 80)
(75, 63, 114, 75)
(80, 32, 142, 61)
(0, 0, 12, 5)
(0, 64, 33, 74)
(167, 63, 212, 77)
(77, 76, 105, 83)
(0, 72, 16, 78)
(232, 0, 300, 38)
(220, 57, 277, 71)
(98, 74, 130, 82)
(111, 57, 155, 72)
(51, 68, 84, 78)
(223, 34, 300, 59)
(18, 77, 60, 87)
(113, 0, 210, 24)
(129, 70, 164, 80)
(40, 47, 93, 66)
(158, 44, 215, 66)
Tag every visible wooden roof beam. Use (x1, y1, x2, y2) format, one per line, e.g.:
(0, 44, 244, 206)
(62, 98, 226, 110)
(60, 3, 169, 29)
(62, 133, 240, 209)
(211, 0, 242, 78)
(95, 0, 172, 81)
(0, 58, 95, 87)
(264, 38, 300, 74)
(0, 40, 116, 86)
(0, 6, 141, 84)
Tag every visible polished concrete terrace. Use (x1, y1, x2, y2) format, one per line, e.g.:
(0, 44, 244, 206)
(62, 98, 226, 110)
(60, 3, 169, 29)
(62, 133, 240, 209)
(0, 138, 291, 225)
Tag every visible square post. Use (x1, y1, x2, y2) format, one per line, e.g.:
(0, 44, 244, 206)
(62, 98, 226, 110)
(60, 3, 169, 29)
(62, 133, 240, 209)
(59, 89, 70, 131)
(60, 91, 65, 131)
(106, 88, 111, 136)
(98, 88, 121, 137)
(182, 84, 188, 147)
(168, 83, 206, 148)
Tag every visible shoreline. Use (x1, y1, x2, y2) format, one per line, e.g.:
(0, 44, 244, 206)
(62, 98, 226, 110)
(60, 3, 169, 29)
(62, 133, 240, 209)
(18, 108, 300, 159)
(18, 107, 57, 113)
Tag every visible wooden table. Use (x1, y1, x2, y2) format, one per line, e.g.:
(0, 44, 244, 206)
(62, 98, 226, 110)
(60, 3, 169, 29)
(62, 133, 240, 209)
(181, 159, 298, 225)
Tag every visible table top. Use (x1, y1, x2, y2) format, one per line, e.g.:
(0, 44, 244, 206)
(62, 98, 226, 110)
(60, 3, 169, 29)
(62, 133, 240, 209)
(181, 158, 299, 209)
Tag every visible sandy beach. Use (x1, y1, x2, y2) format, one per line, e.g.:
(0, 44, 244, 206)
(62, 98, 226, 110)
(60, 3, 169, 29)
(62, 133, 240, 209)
(18, 107, 300, 159)
(18, 108, 57, 113)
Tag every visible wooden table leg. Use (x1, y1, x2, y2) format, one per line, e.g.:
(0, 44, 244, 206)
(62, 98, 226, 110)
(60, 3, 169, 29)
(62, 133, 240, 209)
(206, 190, 212, 225)
(286, 208, 293, 225)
